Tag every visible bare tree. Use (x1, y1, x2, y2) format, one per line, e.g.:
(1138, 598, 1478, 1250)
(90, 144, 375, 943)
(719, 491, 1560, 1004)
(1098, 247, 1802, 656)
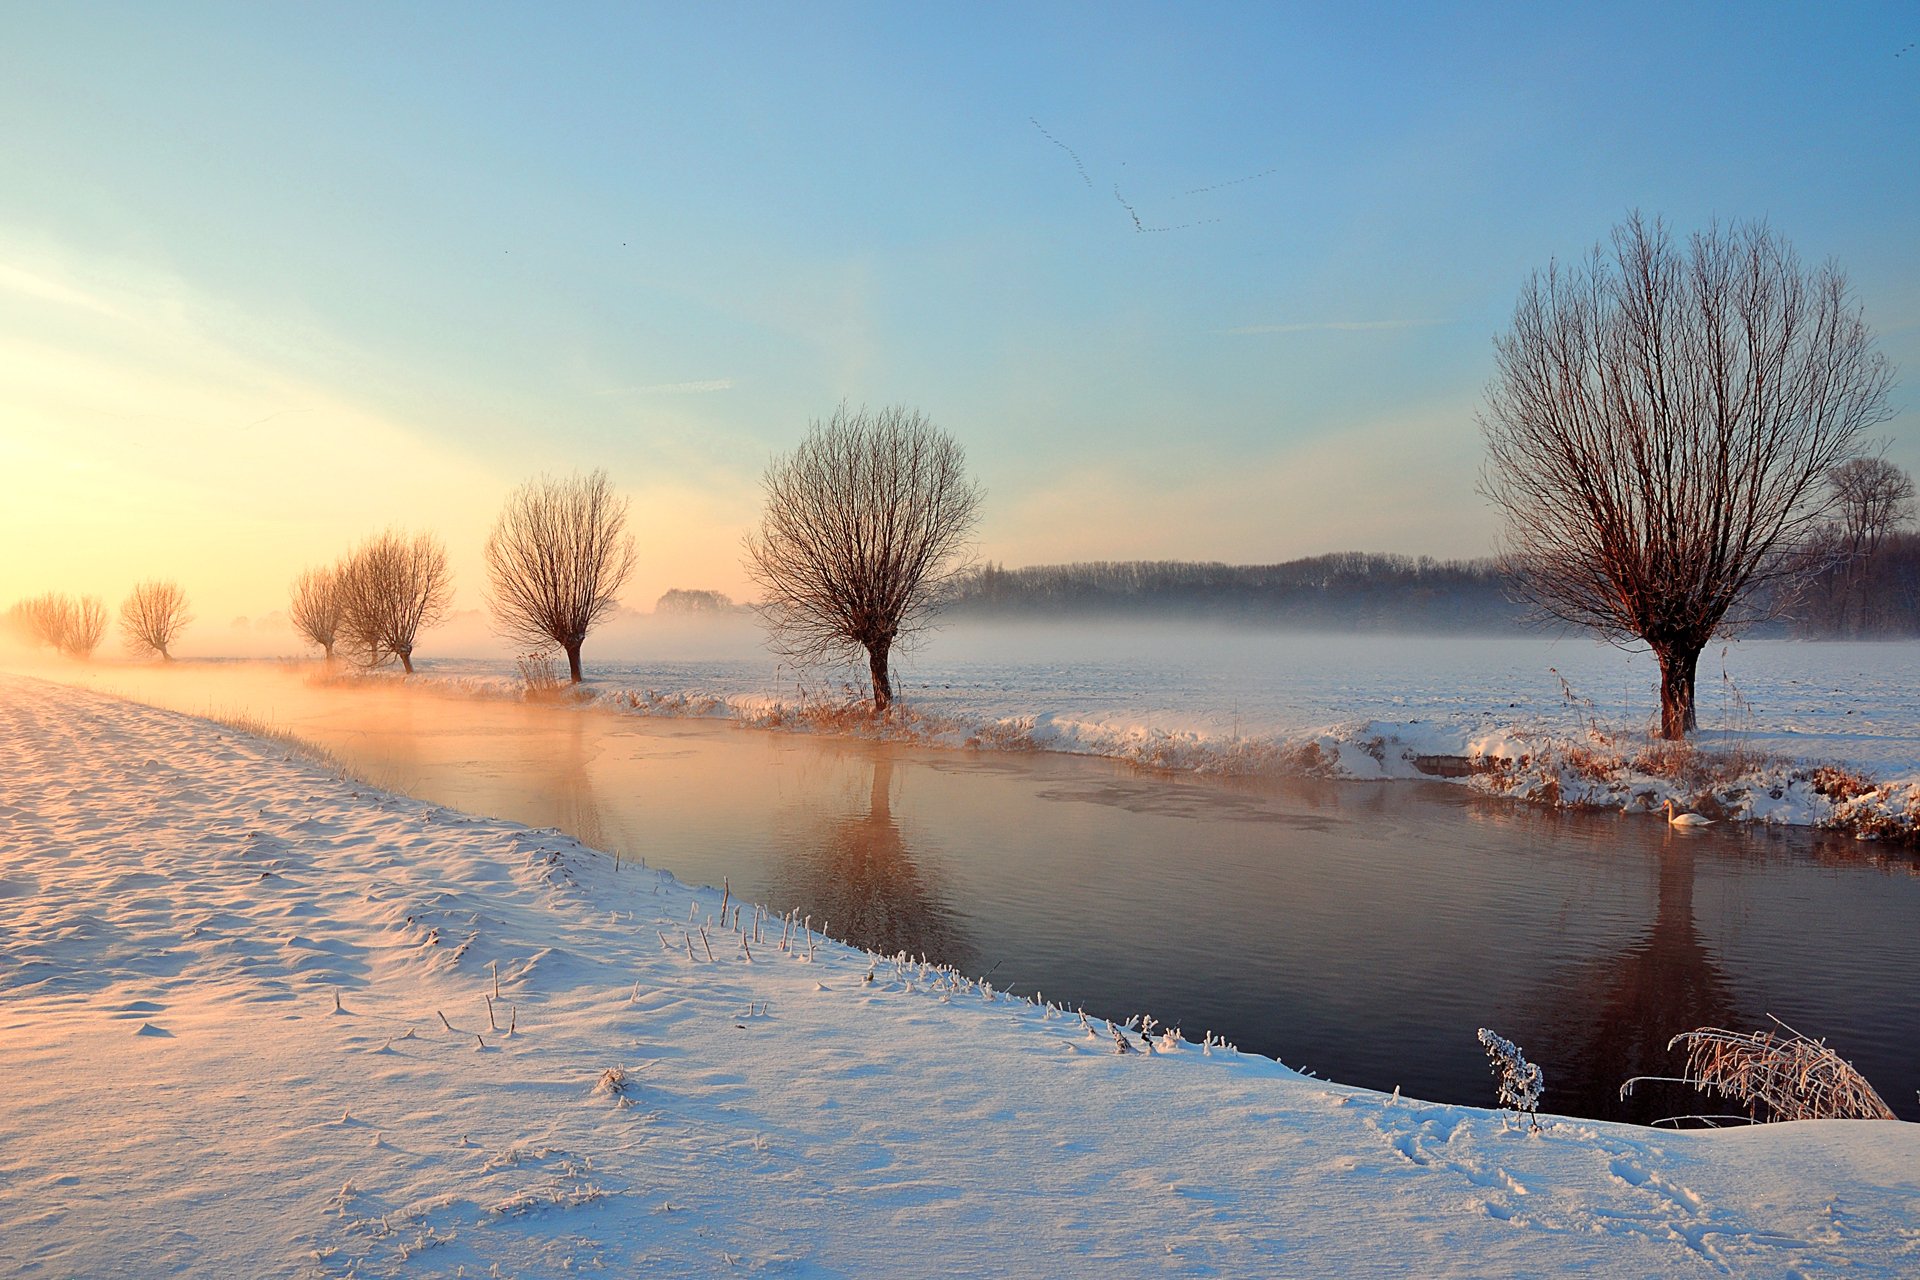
(1827, 458, 1916, 633)
(288, 565, 345, 660)
(120, 581, 193, 661)
(745, 404, 983, 713)
(61, 595, 107, 658)
(483, 469, 635, 683)
(336, 530, 452, 674)
(1481, 215, 1894, 738)
(12, 594, 66, 651)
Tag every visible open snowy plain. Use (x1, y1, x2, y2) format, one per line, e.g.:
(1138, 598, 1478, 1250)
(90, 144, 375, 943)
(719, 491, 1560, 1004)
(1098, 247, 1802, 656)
(3, 673, 1916, 1277)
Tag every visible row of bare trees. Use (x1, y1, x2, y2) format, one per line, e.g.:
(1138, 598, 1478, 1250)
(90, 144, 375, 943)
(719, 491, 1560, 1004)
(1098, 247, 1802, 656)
(6, 593, 109, 658)
(288, 531, 453, 674)
(13, 211, 1895, 740)
(5, 583, 192, 661)
(287, 470, 637, 680)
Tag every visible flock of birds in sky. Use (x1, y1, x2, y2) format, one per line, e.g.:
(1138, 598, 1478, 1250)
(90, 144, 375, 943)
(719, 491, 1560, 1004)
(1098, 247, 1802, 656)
(1029, 117, 1277, 234)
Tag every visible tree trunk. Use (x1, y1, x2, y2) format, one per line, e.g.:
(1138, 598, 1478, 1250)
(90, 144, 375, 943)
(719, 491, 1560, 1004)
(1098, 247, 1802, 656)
(566, 642, 583, 684)
(1654, 643, 1701, 740)
(400, 651, 414, 675)
(868, 641, 893, 714)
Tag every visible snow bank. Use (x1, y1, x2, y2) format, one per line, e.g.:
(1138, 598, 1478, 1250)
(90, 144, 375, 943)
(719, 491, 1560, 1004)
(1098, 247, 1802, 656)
(370, 648, 1920, 840)
(1, 673, 1915, 1277)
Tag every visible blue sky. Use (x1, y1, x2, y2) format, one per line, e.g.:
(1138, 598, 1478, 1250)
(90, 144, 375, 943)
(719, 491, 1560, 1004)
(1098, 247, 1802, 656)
(2, 2, 1916, 614)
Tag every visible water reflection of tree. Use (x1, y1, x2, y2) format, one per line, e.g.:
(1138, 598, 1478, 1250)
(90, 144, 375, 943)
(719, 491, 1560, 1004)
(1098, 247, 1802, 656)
(1530, 840, 1745, 1124)
(769, 753, 974, 972)
(530, 711, 611, 854)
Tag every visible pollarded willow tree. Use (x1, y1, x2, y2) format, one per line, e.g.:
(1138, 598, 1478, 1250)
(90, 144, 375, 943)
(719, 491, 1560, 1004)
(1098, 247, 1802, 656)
(745, 404, 983, 714)
(289, 565, 345, 660)
(1481, 215, 1894, 738)
(336, 530, 452, 674)
(120, 580, 193, 661)
(484, 469, 636, 683)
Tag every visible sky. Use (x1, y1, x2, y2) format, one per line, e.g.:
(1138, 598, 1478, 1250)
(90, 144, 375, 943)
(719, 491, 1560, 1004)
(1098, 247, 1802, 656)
(1, 1, 1917, 624)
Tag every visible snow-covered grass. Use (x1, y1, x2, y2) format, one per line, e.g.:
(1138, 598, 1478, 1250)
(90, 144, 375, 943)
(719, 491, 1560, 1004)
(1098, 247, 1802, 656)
(2, 672, 1916, 1277)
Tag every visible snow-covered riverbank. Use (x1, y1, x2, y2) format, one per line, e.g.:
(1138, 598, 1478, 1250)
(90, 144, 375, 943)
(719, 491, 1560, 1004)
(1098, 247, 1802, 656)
(2, 673, 1915, 1277)
(334, 626, 1920, 840)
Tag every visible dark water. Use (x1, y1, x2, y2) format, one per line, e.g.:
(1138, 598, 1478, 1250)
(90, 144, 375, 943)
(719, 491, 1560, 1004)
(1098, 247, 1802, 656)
(37, 661, 1920, 1125)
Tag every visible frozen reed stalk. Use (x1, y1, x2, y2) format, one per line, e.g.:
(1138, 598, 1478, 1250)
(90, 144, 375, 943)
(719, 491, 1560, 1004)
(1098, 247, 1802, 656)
(437, 1010, 453, 1032)
(657, 930, 673, 951)
(780, 913, 793, 952)
(688, 901, 697, 923)
(509, 1006, 516, 1036)
(1110, 1023, 1135, 1055)
(486, 995, 497, 1031)
(1624, 1020, 1896, 1122)
(490, 960, 499, 1000)
(333, 990, 342, 1013)
(699, 925, 714, 963)
(720, 878, 730, 924)
(474, 1032, 485, 1051)
(742, 940, 753, 963)
(1477, 1028, 1545, 1128)
(684, 932, 696, 963)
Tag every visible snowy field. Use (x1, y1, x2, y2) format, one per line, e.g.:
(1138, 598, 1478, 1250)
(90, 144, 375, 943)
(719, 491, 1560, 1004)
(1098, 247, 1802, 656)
(3, 673, 1917, 1277)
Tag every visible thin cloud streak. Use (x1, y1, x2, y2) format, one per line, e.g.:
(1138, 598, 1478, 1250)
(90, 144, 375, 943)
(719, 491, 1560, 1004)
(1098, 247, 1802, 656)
(1220, 320, 1445, 336)
(626, 378, 735, 395)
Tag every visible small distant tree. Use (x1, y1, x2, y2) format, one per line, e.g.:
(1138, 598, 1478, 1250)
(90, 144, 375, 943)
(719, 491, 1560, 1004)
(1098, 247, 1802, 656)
(655, 588, 735, 615)
(61, 596, 107, 658)
(745, 404, 983, 713)
(13, 594, 65, 651)
(337, 530, 452, 674)
(288, 565, 345, 660)
(1481, 215, 1894, 738)
(483, 469, 635, 683)
(1827, 458, 1916, 634)
(120, 581, 193, 660)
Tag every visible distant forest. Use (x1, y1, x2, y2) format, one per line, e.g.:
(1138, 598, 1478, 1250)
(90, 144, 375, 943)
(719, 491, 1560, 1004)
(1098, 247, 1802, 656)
(945, 555, 1527, 632)
(946, 546, 1920, 637)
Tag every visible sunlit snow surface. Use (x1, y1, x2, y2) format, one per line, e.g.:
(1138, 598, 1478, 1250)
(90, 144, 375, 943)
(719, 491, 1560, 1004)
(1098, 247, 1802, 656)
(3, 674, 1916, 1277)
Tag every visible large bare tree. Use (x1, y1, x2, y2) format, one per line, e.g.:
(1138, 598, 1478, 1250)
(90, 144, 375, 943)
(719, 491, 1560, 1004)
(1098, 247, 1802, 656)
(120, 581, 193, 661)
(1481, 215, 1894, 738)
(745, 404, 983, 713)
(484, 469, 636, 683)
(288, 565, 345, 660)
(336, 530, 452, 674)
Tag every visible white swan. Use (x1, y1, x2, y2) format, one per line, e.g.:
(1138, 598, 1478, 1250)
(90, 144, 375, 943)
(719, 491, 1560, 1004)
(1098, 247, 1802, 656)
(1664, 799, 1714, 828)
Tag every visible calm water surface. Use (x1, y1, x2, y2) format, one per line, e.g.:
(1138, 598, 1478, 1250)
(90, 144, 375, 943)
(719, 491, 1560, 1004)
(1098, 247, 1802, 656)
(37, 660, 1920, 1125)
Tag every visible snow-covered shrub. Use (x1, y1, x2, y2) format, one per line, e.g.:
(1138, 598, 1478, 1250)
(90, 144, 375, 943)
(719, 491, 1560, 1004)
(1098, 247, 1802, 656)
(1477, 1028, 1544, 1127)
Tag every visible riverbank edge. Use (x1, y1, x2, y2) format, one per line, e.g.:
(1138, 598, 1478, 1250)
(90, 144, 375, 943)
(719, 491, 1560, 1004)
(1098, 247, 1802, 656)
(316, 664, 1920, 847)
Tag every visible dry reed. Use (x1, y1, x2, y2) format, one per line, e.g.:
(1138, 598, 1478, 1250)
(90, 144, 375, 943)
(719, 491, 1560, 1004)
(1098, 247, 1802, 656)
(1622, 1018, 1895, 1123)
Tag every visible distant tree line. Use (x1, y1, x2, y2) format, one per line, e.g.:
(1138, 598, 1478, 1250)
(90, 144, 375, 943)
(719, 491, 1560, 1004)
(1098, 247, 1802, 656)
(946, 554, 1525, 631)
